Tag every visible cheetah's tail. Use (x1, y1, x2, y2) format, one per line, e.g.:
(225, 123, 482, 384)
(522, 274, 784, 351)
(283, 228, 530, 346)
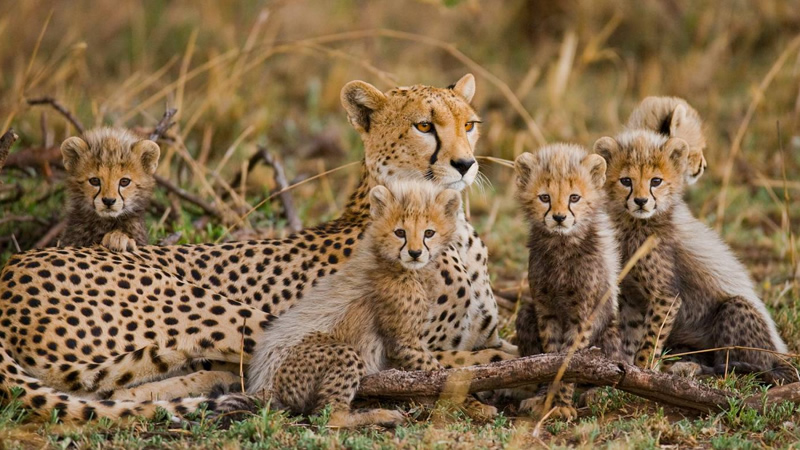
(0, 347, 221, 423)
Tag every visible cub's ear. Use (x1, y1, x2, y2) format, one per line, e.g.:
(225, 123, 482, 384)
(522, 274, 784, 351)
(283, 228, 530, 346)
(582, 154, 607, 188)
(514, 152, 537, 188)
(669, 104, 687, 137)
(341, 81, 387, 133)
(133, 140, 161, 175)
(665, 137, 690, 172)
(61, 136, 89, 172)
(451, 73, 476, 103)
(369, 185, 393, 220)
(437, 188, 462, 219)
(593, 137, 619, 165)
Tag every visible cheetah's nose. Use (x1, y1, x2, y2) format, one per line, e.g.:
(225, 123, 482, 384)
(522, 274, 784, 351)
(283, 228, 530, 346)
(102, 198, 117, 207)
(450, 158, 476, 176)
(553, 214, 567, 224)
(634, 197, 649, 207)
(408, 249, 422, 260)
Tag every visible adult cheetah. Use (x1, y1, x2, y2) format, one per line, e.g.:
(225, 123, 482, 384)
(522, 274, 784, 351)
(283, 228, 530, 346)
(0, 74, 514, 421)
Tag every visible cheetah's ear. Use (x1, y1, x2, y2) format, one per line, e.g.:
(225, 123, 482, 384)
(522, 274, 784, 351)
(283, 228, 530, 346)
(61, 136, 89, 173)
(437, 188, 462, 219)
(582, 154, 607, 188)
(514, 152, 536, 188)
(341, 81, 387, 134)
(369, 185, 393, 220)
(665, 137, 690, 173)
(669, 104, 687, 137)
(593, 137, 619, 165)
(133, 140, 161, 175)
(450, 74, 476, 103)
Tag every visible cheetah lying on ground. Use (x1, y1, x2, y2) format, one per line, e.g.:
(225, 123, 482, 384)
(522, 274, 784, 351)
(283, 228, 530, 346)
(0, 74, 515, 421)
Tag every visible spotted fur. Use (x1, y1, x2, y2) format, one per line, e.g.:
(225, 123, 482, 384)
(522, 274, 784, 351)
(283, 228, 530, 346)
(514, 144, 621, 419)
(595, 131, 798, 383)
(0, 75, 513, 422)
(60, 127, 159, 251)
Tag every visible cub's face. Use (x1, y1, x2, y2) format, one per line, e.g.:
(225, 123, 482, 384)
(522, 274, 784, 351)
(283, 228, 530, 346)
(594, 132, 694, 220)
(515, 145, 606, 236)
(341, 74, 480, 192)
(368, 183, 461, 270)
(61, 131, 160, 218)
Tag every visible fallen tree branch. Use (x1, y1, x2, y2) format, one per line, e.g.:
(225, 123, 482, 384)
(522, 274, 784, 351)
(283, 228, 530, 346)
(27, 97, 85, 134)
(357, 350, 795, 414)
(3, 146, 60, 171)
(0, 128, 19, 175)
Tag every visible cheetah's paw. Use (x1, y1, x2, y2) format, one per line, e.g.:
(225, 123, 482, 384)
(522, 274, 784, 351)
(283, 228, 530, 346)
(102, 231, 138, 252)
(519, 396, 577, 421)
(667, 361, 704, 378)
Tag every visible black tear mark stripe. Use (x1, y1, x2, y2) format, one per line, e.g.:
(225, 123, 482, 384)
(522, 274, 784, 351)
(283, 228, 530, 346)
(93, 185, 101, 201)
(568, 203, 576, 222)
(398, 236, 407, 261)
(624, 185, 633, 208)
(118, 183, 125, 203)
(428, 108, 441, 165)
(542, 202, 551, 226)
(649, 185, 658, 210)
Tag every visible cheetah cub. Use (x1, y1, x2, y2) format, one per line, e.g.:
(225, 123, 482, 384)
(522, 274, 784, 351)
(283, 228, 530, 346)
(60, 127, 159, 251)
(626, 96, 707, 185)
(514, 144, 621, 419)
(246, 180, 489, 428)
(595, 111, 798, 383)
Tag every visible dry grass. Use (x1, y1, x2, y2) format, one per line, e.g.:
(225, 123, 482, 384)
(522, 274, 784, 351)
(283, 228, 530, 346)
(1, 0, 800, 447)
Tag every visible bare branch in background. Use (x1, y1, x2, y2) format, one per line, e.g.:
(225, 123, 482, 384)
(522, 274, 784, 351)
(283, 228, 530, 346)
(154, 174, 223, 222)
(149, 108, 178, 141)
(257, 146, 302, 233)
(34, 219, 67, 249)
(26, 97, 86, 134)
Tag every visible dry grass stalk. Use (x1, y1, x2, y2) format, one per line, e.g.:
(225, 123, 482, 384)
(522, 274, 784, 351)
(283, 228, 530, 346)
(715, 33, 800, 230)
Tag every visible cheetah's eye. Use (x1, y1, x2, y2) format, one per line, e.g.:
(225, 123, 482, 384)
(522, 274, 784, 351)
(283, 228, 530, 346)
(414, 122, 433, 133)
(569, 194, 581, 203)
(119, 178, 131, 187)
(538, 194, 550, 203)
(465, 121, 479, 132)
(650, 178, 662, 187)
(394, 229, 406, 238)
(620, 177, 632, 187)
(424, 230, 435, 238)
(89, 177, 101, 186)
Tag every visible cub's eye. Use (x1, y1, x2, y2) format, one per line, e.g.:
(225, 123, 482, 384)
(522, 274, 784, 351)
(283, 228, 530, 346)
(650, 178, 663, 187)
(424, 230, 436, 238)
(620, 178, 632, 187)
(465, 121, 477, 132)
(414, 122, 433, 133)
(538, 194, 550, 203)
(119, 178, 131, 187)
(569, 194, 581, 203)
(394, 229, 406, 238)
(89, 178, 101, 186)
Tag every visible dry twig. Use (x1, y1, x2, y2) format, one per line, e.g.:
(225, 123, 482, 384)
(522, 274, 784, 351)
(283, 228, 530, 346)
(26, 97, 86, 134)
(256, 146, 302, 233)
(148, 108, 178, 141)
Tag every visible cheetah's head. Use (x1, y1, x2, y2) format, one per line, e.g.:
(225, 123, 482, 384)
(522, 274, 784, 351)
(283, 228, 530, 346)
(61, 127, 160, 218)
(341, 74, 480, 192)
(595, 130, 698, 220)
(515, 144, 607, 236)
(367, 181, 461, 270)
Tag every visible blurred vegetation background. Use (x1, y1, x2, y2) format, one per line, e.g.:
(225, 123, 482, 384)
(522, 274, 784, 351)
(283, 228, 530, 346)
(1, 1, 800, 447)
(2, 0, 799, 313)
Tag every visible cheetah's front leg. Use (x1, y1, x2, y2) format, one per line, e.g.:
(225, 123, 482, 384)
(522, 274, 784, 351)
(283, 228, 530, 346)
(634, 292, 682, 370)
